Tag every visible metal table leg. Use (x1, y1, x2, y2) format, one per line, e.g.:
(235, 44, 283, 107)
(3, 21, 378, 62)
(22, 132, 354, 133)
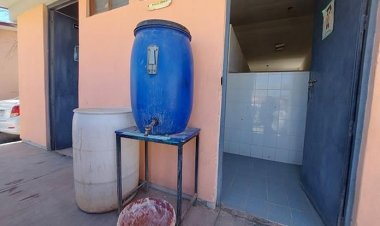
(176, 145, 183, 226)
(145, 141, 149, 188)
(116, 135, 122, 214)
(195, 135, 199, 196)
(115, 128, 200, 223)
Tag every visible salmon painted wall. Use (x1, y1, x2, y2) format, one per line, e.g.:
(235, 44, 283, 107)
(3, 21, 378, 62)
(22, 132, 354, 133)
(78, 0, 226, 203)
(353, 16, 380, 225)
(17, 5, 48, 147)
(0, 28, 18, 100)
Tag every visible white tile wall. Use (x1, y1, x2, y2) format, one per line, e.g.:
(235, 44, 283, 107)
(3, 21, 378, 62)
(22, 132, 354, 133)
(224, 72, 310, 165)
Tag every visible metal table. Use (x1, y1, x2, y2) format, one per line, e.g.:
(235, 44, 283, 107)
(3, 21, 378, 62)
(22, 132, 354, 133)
(115, 126, 200, 225)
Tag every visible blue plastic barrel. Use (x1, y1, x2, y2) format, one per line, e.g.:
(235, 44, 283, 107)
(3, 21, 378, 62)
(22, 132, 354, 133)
(131, 20, 194, 135)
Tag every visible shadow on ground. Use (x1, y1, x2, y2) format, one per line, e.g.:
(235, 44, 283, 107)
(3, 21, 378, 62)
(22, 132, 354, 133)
(0, 132, 20, 144)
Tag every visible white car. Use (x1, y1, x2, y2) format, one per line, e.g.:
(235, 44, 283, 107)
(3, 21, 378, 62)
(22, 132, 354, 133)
(0, 98, 20, 135)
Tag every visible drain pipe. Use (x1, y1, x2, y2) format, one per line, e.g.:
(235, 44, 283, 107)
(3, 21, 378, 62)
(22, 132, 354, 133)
(144, 118, 158, 136)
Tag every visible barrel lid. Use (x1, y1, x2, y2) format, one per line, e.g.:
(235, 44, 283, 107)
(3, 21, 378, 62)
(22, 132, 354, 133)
(73, 107, 132, 115)
(134, 19, 192, 41)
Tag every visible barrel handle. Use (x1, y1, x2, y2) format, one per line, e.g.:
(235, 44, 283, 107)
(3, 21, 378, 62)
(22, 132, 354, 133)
(147, 45, 159, 75)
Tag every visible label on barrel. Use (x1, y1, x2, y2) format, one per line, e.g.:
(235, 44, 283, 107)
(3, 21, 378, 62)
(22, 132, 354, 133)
(148, 0, 172, 11)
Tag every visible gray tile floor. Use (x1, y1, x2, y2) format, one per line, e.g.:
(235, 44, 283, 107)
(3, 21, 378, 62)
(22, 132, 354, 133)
(221, 153, 325, 226)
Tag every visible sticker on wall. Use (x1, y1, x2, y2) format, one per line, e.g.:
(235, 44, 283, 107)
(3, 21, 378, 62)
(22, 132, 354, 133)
(148, 0, 172, 11)
(322, 0, 335, 40)
(74, 45, 79, 62)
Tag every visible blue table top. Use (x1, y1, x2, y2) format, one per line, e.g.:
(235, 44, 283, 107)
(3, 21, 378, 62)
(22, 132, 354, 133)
(115, 126, 200, 145)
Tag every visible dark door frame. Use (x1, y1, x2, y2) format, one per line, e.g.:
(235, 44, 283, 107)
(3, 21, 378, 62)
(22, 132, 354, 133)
(342, 0, 379, 225)
(47, 0, 78, 151)
(216, 1, 379, 226)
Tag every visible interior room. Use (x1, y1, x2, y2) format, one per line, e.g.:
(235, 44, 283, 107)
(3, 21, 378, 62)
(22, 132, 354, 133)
(222, 0, 371, 224)
(221, 0, 324, 225)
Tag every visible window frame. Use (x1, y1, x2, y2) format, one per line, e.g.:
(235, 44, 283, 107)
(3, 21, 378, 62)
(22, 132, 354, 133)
(89, 0, 128, 16)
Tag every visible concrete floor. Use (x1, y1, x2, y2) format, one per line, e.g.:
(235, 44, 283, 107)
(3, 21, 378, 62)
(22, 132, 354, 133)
(0, 142, 269, 226)
(55, 147, 73, 157)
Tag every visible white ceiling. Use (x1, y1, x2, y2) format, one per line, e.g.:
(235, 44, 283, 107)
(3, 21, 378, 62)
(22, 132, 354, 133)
(231, 0, 314, 25)
(230, 0, 315, 71)
(0, 0, 22, 8)
(0, 0, 59, 20)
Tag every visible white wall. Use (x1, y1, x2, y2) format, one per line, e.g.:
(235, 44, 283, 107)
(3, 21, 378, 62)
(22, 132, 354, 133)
(228, 25, 250, 73)
(224, 72, 309, 165)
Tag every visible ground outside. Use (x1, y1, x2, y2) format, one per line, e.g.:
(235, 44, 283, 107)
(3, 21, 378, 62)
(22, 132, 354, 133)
(0, 142, 276, 226)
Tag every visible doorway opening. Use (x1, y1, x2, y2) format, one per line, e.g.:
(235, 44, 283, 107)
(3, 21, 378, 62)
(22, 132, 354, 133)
(220, 0, 371, 225)
(48, 1, 79, 151)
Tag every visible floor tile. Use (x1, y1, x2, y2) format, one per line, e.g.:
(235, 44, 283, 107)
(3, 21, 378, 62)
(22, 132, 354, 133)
(252, 158, 270, 169)
(291, 209, 325, 226)
(246, 173, 267, 185)
(250, 168, 268, 180)
(222, 172, 235, 190)
(267, 202, 292, 226)
(222, 187, 248, 210)
(267, 181, 289, 206)
(287, 191, 312, 212)
(240, 166, 256, 176)
(222, 154, 323, 226)
(222, 182, 235, 197)
(283, 178, 302, 192)
(244, 197, 268, 220)
(247, 180, 267, 200)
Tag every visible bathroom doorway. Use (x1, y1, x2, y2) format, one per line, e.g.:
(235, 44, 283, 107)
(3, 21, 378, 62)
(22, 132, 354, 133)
(48, 0, 79, 150)
(219, 0, 373, 225)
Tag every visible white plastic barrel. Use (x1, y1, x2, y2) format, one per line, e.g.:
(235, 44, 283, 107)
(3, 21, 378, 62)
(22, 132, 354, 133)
(72, 108, 139, 213)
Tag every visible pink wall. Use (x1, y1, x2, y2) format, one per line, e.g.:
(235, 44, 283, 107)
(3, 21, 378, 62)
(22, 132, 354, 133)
(17, 5, 48, 147)
(78, 0, 226, 203)
(353, 14, 380, 225)
(0, 28, 18, 100)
